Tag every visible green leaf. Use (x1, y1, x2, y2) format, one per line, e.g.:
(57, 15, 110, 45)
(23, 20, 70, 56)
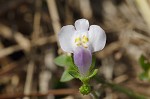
(89, 56, 96, 71)
(55, 54, 79, 82)
(68, 62, 78, 72)
(139, 72, 149, 81)
(54, 54, 74, 67)
(60, 70, 74, 82)
(88, 69, 98, 78)
(139, 55, 150, 71)
(68, 70, 80, 78)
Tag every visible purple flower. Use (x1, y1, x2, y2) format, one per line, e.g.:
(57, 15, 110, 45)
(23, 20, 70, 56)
(58, 19, 106, 76)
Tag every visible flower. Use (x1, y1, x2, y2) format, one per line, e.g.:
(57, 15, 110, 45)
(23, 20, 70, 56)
(58, 19, 106, 76)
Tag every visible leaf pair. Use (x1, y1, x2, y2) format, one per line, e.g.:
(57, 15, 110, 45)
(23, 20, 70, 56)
(54, 54, 98, 83)
(54, 54, 78, 82)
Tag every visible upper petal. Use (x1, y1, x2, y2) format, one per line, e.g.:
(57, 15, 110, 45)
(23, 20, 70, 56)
(75, 19, 89, 31)
(58, 25, 75, 53)
(88, 25, 106, 52)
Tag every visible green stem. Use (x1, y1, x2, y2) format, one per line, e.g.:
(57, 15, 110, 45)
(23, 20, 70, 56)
(94, 76, 148, 99)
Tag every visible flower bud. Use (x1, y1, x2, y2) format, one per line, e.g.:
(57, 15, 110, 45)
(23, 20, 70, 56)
(79, 84, 91, 95)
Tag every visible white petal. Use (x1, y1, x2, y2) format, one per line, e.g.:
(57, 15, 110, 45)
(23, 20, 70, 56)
(58, 25, 75, 53)
(75, 19, 89, 31)
(88, 25, 106, 52)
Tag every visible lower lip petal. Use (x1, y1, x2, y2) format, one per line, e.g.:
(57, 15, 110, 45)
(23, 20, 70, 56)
(73, 47, 92, 76)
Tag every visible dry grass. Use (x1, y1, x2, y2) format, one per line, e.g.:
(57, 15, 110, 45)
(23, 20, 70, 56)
(0, 0, 150, 99)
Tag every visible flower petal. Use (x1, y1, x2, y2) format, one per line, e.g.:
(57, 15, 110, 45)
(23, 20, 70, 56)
(88, 25, 106, 52)
(58, 25, 75, 53)
(73, 47, 92, 76)
(75, 19, 89, 31)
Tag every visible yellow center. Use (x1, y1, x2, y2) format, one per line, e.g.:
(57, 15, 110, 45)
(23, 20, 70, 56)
(74, 35, 89, 48)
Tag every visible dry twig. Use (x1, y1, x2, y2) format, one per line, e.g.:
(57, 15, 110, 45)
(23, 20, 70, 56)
(0, 88, 78, 99)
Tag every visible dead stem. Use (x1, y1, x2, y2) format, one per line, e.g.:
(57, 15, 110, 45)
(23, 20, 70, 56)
(0, 88, 78, 99)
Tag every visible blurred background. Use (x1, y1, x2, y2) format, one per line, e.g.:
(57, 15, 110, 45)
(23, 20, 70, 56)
(0, 0, 150, 99)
